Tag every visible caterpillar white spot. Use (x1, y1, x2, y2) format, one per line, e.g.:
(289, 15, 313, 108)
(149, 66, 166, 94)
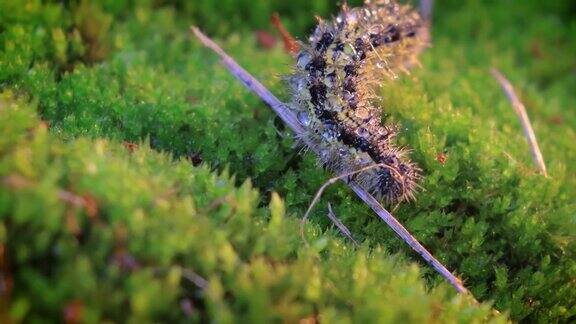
(288, 0, 427, 204)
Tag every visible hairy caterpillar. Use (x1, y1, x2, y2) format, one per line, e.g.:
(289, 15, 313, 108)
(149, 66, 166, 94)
(288, 0, 427, 204)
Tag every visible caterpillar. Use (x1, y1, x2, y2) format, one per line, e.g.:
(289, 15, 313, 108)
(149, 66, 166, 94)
(287, 0, 427, 204)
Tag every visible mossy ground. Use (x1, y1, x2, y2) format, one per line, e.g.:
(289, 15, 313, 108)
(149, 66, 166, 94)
(0, 0, 574, 322)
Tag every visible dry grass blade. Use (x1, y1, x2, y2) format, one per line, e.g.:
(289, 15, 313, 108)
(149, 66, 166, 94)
(181, 268, 209, 289)
(327, 203, 359, 246)
(491, 68, 548, 177)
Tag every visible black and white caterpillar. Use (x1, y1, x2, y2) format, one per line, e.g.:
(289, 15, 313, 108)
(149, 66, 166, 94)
(288, 0, 427, 204)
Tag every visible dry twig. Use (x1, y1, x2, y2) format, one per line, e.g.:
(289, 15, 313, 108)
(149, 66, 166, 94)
(191, 26, 472, 296)
(271, 13, 300, 55)
(181, 268, 209, 289)
(2, 175, 98, 217)
(327, 203, 359, 246)
(491, 68, 548, 177)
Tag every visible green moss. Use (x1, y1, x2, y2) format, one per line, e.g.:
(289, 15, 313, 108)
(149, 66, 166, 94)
(0, 0, 574, 322)
(0, 93, 500, 322)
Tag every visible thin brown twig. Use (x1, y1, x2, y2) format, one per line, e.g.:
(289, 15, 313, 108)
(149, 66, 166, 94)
(327, 203, 359, 246)
(491, 68, 548, 177)
(191, 26, 472, 296)
(271, 13, 300, 55)
(2, 175, 96, 214)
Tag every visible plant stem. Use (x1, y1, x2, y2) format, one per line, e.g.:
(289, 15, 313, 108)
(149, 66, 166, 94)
(491, 68, 548, 177)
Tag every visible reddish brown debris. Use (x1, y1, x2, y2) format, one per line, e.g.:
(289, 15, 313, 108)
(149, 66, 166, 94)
(63, 299, 84, 324)
(271, 13, 300, 55)
(548, 115, 563, 125)
(299, 315, 318, 324)
(187, 95, 199, 104)
(436, 152, 447, 166)
(122, 141, 139, 153)
(2, 175, 100, 221)
(65, 208, 81, 237)
(530, 40, 543, 59)
(0, 244, 12, 300)
(81, 194, 99, 219)
(111, 249, 140, 273)
(2, 175, 32, 189)
(255, 30, 277, 50)
(39, 120, 50, 130)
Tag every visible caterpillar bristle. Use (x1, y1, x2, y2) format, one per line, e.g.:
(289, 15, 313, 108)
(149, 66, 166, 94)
(288, 0, 426, 204)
